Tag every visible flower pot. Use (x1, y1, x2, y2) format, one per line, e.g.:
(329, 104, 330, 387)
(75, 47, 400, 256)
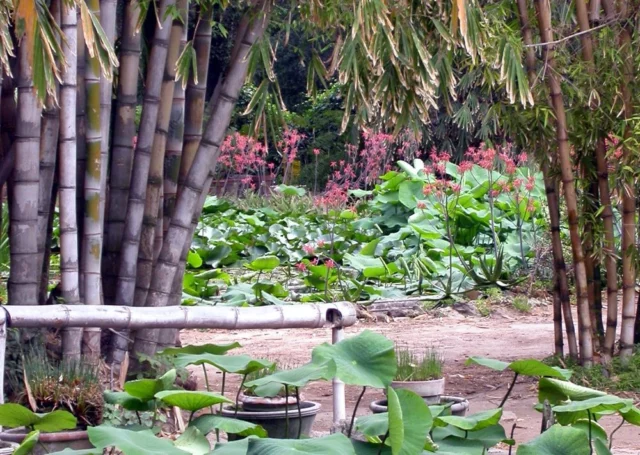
(220, 401, 321, 440)
(369, 395, 469, 416)
(390, 377, 445, 405)
(237, 392, 303, 413)
(0, 429, 92, 455)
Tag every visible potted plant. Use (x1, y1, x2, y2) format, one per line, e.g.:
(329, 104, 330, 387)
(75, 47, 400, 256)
(0, 348, 102, 454)
(221, 362, 322, 440)
(391, 346, 445, 404)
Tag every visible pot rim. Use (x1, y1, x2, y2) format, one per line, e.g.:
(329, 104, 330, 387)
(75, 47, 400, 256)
(0, 429, 88, 443)
(220, 400, 321, 419)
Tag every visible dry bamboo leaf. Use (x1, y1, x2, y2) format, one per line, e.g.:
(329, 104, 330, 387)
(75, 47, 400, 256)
(23, 366, 38, 411)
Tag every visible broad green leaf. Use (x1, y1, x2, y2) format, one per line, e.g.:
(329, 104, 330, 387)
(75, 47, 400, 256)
(355, 412, 389, 438)
(155, 390, 232, 412)
(360, 238, 382, 256)
(124, 369, 177, 401)
(159, 342, 241, 356)
(275, 184, 306, 197)
(0, 404, 77, 432)
(192, 414, 267, 438)
(187, 250, 203, 268)
(246, 433, 355, 454)
(211, 438, 254, 454)
(14, 430, 40, 455)
(103, 392, 153, 412)
(465, 357, 509, 371)
(508, 359, 571, 380)
(173, 427, 211, 455)
(437, 408, 502, 431)
(538, 378, 606, 404)
(245, 361, 335, 391)
(312, 330, 396, 389)
(552, 395, 631, 414)
(172, 354, 274, 375)
(516, 424, 590, 455)
(245, 255, 280, 272)
(620, 406, 640, 426)
(388, 388, 432, 455)
(432, 424, 510, 448)
(87, 427, 190, 455)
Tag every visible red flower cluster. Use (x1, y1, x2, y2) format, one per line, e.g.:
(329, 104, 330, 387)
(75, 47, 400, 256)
(219, 132, 269, 175)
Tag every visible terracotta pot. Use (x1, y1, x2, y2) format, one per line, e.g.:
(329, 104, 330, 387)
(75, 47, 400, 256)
(0, 429, 92, 455)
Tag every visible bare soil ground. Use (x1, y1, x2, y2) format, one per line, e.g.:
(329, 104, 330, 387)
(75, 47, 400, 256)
(181, 301, 640, 453)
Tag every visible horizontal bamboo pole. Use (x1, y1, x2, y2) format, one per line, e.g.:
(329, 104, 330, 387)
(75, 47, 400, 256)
(2, 303, 357, 330)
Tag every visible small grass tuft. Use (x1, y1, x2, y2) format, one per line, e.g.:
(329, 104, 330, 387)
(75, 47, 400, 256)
(512, 295, 532, 313)
(545, 347, 640, 394)
(395, 346, 444, 381)
(475, 300, 492, 317)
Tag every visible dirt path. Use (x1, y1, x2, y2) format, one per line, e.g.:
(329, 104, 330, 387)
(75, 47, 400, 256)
(181, 303, 640, 452)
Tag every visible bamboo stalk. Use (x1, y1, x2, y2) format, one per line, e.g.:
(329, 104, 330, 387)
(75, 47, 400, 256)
(134, 1, 271, 358)
(178, 8, 213, 195)
(110, 0, 177, 367)
(81, 0, 104, 359)
(516, 0, 577, 359)
(60, 0, 82, 361)
(535, 0, 593, 366)
(102, 0, 145, 308)
(76, 9, 87, 276)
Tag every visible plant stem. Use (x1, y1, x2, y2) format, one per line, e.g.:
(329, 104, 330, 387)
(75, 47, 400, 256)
(508, 423, 517, 455)
(202, 365, 215, 414)
(284, 384, 290, 438)
(377, 431, 389, 455)
(295, 387, 302, 439)
(499, 373, 519, 408)
(217, 370, 226, 442)
(587, 410, 593, 455)
(348, 386, 367, 437)
(135, 411, 142, 425)
(234, 374, 247, 417)
(609, 417, 625, 450)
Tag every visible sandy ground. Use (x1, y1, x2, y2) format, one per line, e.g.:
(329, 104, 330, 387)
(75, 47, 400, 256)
(180, 302, 640, 452)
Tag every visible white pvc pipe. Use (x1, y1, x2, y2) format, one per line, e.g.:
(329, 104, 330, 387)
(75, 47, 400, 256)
(3, 303, 356, 330)
(332, 326, 346, 425)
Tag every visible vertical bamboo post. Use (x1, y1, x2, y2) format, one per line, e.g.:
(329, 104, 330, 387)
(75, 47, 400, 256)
(332, 326, 346, 425)
(0, 311, 6, 409)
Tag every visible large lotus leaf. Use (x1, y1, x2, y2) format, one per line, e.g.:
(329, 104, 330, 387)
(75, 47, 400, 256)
(388, 387, 433, 455)
(398, 181, 424, 209)
(173, 427, 210, 455)
(275, 184, 306, 197)
(516, 424, 590, 455)
(355, 413, 389, 439)
(360, 238, 382, 256)
(245, 255, 280, 272)
(551, 395, 632, 425)
(246, 433, 355, 455)
(87, 426, 190, 455)
(210, 438, 252, 455)
(350, 440, 391, 455)
(159, 342, 241, 356)
(538, 378, 606, 404)
(436, 408, 502, 431)
(620, 406, 640, 426)
(245, 361, 335, 391)
(192, 414, 267, 438)
(344, 253, 388, 278)
(507, 359, 572, 380)
(0, 404, 77, 432)
(572, 419, 609, 448)
(465, 357, 509, 371)
(434, 437, 497, 455)
(311, 330, 396, 389)
(124, 369, 177, 401)
(104, 391, 154, 412)
(155, 390, 232, 412)
(172, 353, 274, 375)
(432, 423, 511, 448)
(13, 430, 40, 455)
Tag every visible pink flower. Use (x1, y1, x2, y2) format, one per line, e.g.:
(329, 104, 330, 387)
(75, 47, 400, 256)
(513, 178, 523, 189)
(325, 259, 336, 269)
(490, 189, 501, 197)
(330, 161, 337, 168)
(311, 258, 319, 266)
(132, 136, 138, 148)
(423, 184, 434, 196)
(313, 148, 321, 156)
(416, 200, 427, 209)
(517, 152, 528, 163)
(459, 161, 473, 173)
(303, 244, 315, 255)
(296, 262, 307, 272)
(525, 182, 535, 191)
(317, 239, 326, 248)
(449, 183, 461, 194)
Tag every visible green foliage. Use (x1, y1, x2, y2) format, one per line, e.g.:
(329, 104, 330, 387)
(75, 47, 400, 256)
(154, 390, 232, 413)
(0, 404, 77, 432)
(512, 295, 532, 313)
(516, 425, 591, 455)
(387, 388, 432, 455)
(394, 346, 443, 381)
